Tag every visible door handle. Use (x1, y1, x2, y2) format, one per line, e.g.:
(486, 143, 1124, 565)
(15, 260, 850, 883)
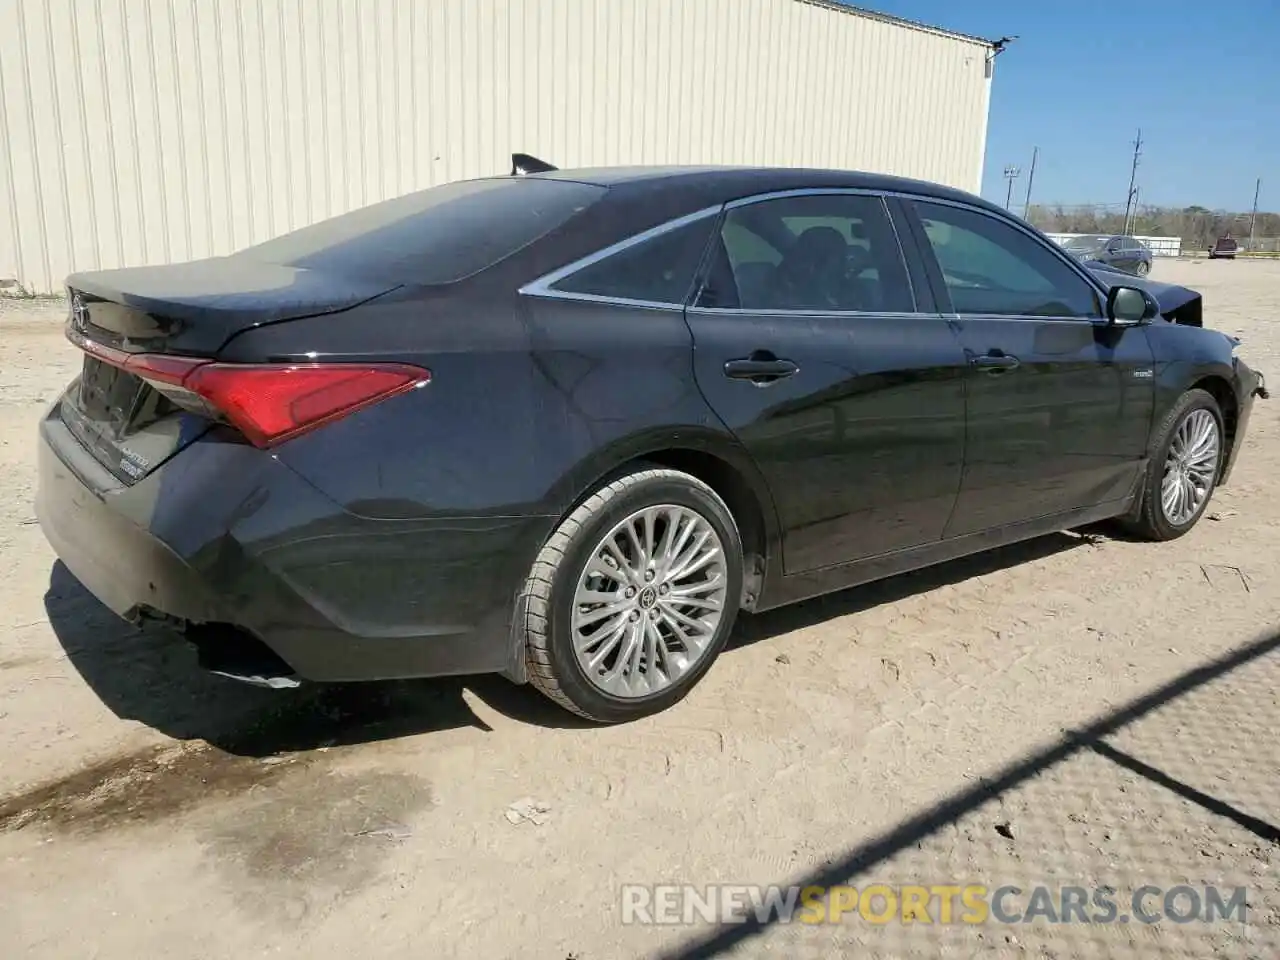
(970, 352, 1020, 373)
(724, 353, 799, 385)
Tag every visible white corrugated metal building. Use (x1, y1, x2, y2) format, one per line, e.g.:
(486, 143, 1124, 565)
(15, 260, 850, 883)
(0, 0, 996, 295)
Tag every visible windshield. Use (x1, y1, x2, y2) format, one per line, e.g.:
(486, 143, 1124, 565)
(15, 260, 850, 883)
(239, 177, 606, 285)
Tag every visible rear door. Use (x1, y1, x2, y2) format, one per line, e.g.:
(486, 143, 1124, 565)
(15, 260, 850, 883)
(901, 198, 1156, 537)
(1119, 238, 1143, 274)
(684, 191, 969, 574)
(1101, 236, 1124, 270)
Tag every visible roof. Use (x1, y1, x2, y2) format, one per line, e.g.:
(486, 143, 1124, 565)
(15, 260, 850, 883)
(528, 164, 998, 213)
(795, 0, 995, 49)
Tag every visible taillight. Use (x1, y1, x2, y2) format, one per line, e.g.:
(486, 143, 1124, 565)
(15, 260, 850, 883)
(181, 363, 429, 447)
(67, 330, 429, 447)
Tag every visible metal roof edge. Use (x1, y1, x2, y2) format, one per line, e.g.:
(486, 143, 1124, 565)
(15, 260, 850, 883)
(792, 0, 995, 49)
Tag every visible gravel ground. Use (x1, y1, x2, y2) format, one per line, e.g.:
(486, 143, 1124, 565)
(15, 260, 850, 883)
(1, 261, 1278, 959)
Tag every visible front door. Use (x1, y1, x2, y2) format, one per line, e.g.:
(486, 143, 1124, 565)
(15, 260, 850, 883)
(902, 199, 1156, 538)
(684, 191, 970, 574)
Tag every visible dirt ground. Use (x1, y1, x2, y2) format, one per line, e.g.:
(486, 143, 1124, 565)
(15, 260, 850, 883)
(1, 260, 1278, 960)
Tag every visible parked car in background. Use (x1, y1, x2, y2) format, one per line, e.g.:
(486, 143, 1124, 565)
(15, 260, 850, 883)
(1209, 236, 1239, 259)
(37, 159, 1266, 723)
(1061, 234, 1153, 276)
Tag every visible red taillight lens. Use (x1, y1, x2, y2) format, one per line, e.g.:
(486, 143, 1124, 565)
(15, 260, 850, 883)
(183, 363, 429, 447)
(67, 330, 429, 447)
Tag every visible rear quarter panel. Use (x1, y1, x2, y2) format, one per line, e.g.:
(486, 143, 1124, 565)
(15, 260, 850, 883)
(218, 288, 558, 520)
(214, 288, 564, 663)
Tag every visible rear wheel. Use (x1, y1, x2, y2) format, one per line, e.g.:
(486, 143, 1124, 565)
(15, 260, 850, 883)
(1135, 260, 1151, 277)
(520, 467, 743, 722)
(1124, 388, 1224, 540)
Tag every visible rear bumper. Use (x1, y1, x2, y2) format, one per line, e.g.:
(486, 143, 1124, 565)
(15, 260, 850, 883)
(37, 408, 550, 684)
(37, 415, 224, 623)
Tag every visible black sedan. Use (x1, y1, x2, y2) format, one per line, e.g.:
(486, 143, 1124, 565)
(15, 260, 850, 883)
(1060, 234, 1154, 277)
(37, 159, 1266, 723)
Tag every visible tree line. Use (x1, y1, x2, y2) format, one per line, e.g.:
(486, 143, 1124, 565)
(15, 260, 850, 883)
(1026, 204, 1280, 251)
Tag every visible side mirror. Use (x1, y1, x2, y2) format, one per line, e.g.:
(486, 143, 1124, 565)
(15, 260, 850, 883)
(1106, 285, 1159, 326)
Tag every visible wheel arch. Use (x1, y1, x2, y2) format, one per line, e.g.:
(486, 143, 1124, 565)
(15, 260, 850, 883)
(1189, 373, 1240, 470)
(554, 429, 780, 611)
(502, 431, 778, 689)
(502, 429, 781, 686)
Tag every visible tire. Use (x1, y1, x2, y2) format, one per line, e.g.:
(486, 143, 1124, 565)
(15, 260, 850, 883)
(1123, 388, 1225, 541)
(1135, 260, 1151, 277)
(520, 467, 744, 722)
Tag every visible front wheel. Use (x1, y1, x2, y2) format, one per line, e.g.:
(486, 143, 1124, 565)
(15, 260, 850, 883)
(1135, 260, 1151, 277)
(1123, 388, 1224, 540)
(520, 467, 743, 722)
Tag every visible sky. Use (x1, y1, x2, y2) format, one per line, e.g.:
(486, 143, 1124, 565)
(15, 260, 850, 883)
(867, 0, 1278, 212)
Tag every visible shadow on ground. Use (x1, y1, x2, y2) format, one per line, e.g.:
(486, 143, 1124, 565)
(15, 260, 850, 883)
(44, 531, 1091, 756)
(653, 627, 1280, 960)
(729, 529, 1091, 650)
(42, 561, 568, 755)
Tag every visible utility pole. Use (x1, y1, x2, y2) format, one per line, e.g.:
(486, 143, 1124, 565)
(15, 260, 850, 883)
(1022, 146, 1039, 220)
(1249, 178, 1261, 250)
(1003, 165, 1021, 210)
(1122, 128, 1142, 235)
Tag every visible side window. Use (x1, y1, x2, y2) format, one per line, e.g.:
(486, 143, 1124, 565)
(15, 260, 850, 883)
(911, 201, 1101, 319)
(549, 216, 715, 304)
(700, 194, 913, 313)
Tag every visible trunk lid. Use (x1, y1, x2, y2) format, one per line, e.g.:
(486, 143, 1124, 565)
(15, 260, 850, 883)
(66, 256, 398, 356)
(59, 258, 399, 485)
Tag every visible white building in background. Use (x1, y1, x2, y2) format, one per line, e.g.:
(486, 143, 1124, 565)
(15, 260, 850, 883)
(0, 0, 997, 294)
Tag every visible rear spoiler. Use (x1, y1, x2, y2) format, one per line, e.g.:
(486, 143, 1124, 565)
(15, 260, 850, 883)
(511, 153, 558, 176)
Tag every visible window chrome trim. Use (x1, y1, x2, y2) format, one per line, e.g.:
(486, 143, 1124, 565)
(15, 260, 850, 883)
(519, 205, 723, 306)
(518, 187, 1114, 322)
(937, 312, 1108, 325)
(723, 186, 885, 208)
(686, 307, 938, 321)
(886, 189, 1111, 320)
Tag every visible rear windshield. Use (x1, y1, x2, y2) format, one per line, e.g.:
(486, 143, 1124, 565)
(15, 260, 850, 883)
(237, 177, 606, 284)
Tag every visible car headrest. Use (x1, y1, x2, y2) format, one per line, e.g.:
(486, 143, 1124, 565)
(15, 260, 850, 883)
(787, 226, 847, 266)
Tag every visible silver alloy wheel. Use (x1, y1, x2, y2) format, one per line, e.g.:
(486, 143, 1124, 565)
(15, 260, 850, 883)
(1160, 408, 1220, 525)
(572, 504, 727, 698)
